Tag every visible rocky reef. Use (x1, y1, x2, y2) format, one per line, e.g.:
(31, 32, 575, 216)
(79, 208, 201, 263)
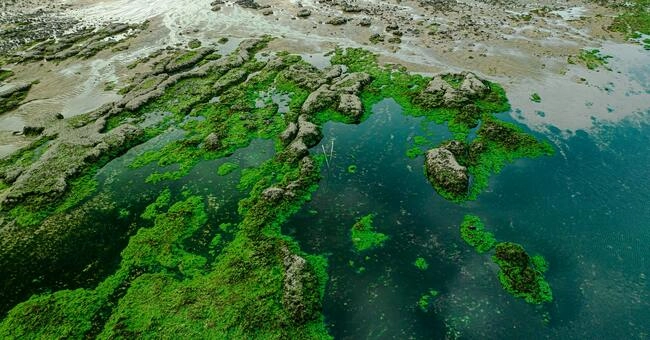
(0, 36, 555, 336)
(457, 215, 552, 304)
(492, 242, 553, 304)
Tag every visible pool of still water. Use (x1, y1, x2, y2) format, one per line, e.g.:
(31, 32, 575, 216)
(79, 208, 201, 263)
(285, 99, 650, 339)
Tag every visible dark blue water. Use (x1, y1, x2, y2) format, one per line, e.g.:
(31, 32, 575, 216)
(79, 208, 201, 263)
(285, 100, 650, 339)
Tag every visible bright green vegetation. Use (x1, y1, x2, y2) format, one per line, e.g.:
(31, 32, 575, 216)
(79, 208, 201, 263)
(417, 289, 439, 312)
(530, 93, 541, 103)
(331, 48, 552, 202)
(217, 162, 239, 176)
(1, 39, 334, 338)
(610, 0, 650, 36)
(0, 187, 330, 338)
(531, 254, 549, 273)
(347, 164, 357, 173)
(350, 214, 389, 252)
(0, 40, 556, 335)
(492, 242, 552, 304)
(463, 117, 554, 200)
(459, 214, 552, 305)
(414, 257, 429, 270)
(406, 147, 423, 159)
(568, 49, 612, 71)
(460, 214, 496, 253)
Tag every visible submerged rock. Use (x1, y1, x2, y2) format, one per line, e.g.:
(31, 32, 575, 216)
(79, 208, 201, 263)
(281, 246, 320, 324)
(424, 146, 469, 197)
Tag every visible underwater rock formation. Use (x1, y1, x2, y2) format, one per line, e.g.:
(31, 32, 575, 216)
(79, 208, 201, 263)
(493, 242, 553, 304)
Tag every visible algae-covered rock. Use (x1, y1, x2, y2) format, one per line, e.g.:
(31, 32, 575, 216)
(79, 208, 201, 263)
(337, 93, 363, 119)
(1, 124, 143, 208)
(424, 147, 469, 198)
(416, 72, 487, 108)
(295, 115, 322, 148)
(301, 85, 337, 114)
(281, 246, 321, 324)
(203, 132, 221, 151)
(493, 242, 553, 304)
(262, 187, 285, 202)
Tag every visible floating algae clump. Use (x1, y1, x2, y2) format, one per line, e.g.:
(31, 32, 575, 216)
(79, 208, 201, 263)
(217, 162, 239, 176)
(351, 214, 388, 251)
(460, 214, 496, 253)
(414, 257, 429, 270)
(492, 242, 552, 304)
(417, 289, 439, 312)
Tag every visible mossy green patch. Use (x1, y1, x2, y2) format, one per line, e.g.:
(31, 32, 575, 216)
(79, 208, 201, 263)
(610, 0, 650, 36)
(217, 162, 239, 176)
(460, 214, 496, 253)
(465, 117, 554, 200)
(406, 147, 423, 159)
(414, 257, 429, 270)
(568, 49, 612, 71)
(530, 92, 541, 103)
(351, 214, 389, 252)
(417, 289, 439, 312)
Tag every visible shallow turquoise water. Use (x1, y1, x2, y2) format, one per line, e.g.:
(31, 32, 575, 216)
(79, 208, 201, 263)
(285, 100, 650, 338)
(2, 97, 648, 338)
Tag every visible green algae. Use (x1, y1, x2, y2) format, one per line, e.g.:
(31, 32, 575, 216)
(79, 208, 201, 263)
(465, 117, 554, 201)
(217, 162, 239, 176)
(347, 164, 357, 174)
(460, 214, 496, 253)
(568, 49, 612, 71)
(414, 257, 429, 270)
(530, 93, 541, 103)
(417, 289, 439, 312)
(351, 214, 389, 252)
(610, 0, 650, 36)
(458, 214, 552, 305)
(331, 47, 550, 202)
(406, 146, 423, 159)
(0, 39, 557, 337)
(492, 242, 552, 304)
